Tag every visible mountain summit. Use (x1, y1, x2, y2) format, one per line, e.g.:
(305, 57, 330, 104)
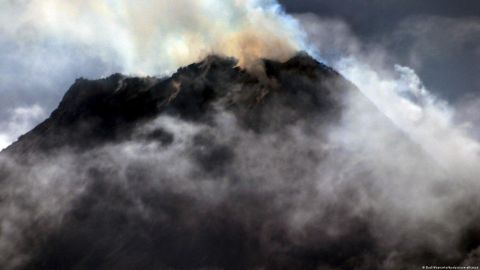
(5, 53, 352, 155)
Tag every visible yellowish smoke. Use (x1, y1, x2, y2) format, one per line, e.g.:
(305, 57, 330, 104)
(18, 0, 305, 74)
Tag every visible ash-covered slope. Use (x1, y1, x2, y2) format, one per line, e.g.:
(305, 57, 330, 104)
(1, 54, 475, 270)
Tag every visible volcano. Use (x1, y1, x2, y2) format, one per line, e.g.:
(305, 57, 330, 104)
(1, 53, 476, 270)
(4, 53, 351, 155)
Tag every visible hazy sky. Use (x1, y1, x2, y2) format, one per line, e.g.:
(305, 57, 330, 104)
(280, 0, 480, 102)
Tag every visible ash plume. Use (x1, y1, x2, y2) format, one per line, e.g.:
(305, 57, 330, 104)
(2, 0, 305, 74)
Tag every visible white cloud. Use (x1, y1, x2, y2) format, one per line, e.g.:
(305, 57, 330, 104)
(0, 105, 46, 150)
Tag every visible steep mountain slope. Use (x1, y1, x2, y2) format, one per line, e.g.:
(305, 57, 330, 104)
(4, 53, 349, 155)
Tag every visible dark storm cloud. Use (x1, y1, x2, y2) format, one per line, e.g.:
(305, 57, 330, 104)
(389, 15, 480, 101)
(280, 0, 480, 37)
(279, 0, 480, 101)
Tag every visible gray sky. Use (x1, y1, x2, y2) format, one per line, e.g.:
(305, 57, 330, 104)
(280, 0, 480, 102)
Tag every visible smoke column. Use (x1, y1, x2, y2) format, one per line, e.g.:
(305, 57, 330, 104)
(3, 0, 305, 74)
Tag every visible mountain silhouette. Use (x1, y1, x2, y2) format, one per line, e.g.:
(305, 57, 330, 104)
(5, 53, 351, 155)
